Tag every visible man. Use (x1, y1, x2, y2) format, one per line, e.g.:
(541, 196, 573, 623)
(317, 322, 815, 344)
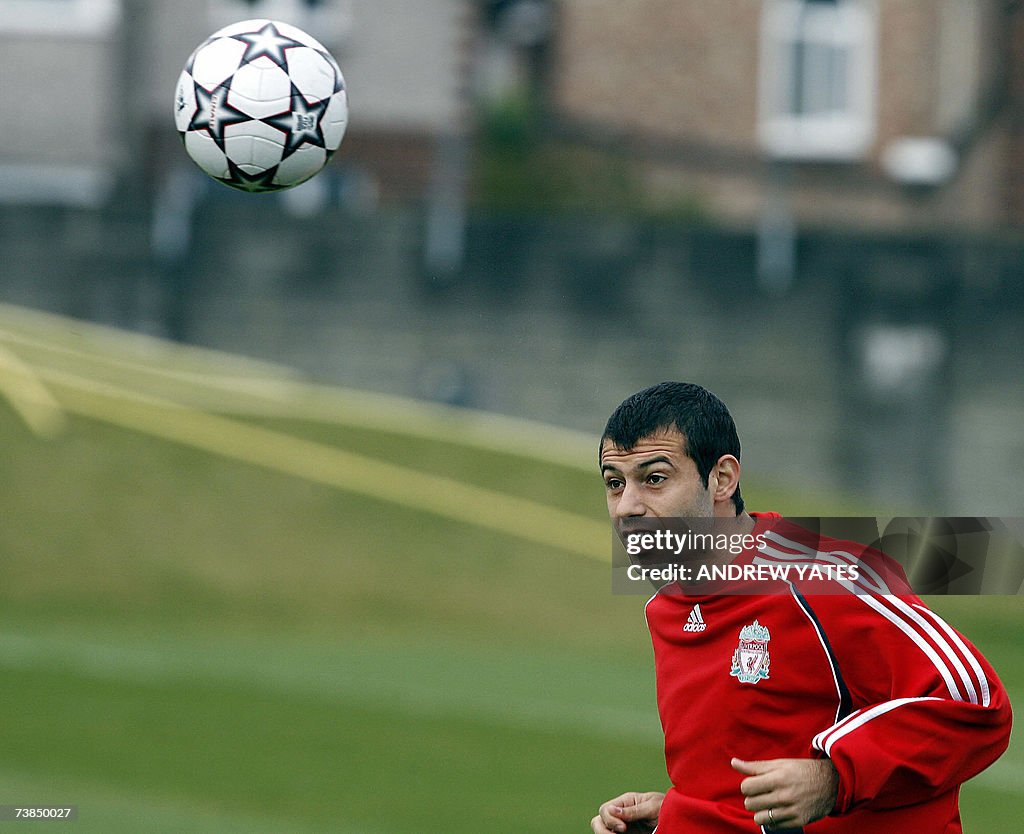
(591, 382, 1011, 833)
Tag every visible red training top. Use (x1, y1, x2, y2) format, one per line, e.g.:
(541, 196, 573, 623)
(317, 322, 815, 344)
(646, 513, 1012, 833)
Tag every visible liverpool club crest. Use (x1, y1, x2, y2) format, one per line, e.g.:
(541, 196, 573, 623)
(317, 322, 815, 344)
(730, 620, 771, 684)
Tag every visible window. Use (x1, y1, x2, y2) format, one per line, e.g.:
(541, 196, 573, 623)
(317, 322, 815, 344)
(0, 0, 120, 36)
(758, 0, 878, 161)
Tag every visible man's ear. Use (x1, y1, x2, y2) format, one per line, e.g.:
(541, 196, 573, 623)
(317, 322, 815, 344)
(711, 454, 741, 504)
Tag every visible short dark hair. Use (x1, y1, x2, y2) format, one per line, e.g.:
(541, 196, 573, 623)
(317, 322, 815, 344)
(601, 382, 744, 513)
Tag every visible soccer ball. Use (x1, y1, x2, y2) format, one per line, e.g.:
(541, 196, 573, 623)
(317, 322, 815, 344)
(174, 19, 348, 193)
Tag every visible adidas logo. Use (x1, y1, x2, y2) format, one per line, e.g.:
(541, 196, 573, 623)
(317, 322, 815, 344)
(683, 604, 707, 633)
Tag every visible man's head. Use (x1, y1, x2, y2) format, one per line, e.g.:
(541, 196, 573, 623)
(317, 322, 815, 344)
(599, 382, 744, 527)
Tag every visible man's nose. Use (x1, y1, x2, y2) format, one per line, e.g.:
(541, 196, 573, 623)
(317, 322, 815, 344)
(615, 481, 647, 518)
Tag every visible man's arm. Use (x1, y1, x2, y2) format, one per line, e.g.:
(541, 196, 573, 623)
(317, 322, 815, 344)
(808, 593, 1012, 813)
(591, 791, 664, 834)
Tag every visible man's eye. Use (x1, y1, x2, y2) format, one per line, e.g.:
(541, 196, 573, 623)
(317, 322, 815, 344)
(605, 479, 623, 491)
(647, 474, 667, 485)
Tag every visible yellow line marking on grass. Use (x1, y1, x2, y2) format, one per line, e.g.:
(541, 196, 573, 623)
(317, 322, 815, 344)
(0, 343, 66, 438)
(0, 305, 598, 471)
(0, 325, 301, 399)
(0, 301, 299, 378)
(39, 368, 611, 562)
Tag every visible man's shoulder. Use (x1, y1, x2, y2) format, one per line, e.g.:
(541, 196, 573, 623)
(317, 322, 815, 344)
(754, 514, 914, 596)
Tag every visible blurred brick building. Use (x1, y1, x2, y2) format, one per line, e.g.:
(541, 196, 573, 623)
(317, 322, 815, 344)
(548, 0, 1024, 233)
(7, 0, 1022, 228)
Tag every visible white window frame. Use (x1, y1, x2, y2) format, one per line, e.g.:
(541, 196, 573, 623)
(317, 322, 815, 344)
(0, 0, 120, 36)
(758, 0, 878, 161)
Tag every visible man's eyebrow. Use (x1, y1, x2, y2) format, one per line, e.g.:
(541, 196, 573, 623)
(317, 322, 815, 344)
(636, 455, 675, 470)
(600, 455, 676, 474)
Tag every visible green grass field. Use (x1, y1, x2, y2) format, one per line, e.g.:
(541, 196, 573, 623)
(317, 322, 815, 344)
(0, 304, 1020, 832)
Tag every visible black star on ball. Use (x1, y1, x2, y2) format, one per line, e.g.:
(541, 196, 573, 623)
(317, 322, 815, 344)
(188, 81, 251, 152)
(261, 84, 330, 158)
(232, 21, 304, 70)
(223, 159, 281, 193)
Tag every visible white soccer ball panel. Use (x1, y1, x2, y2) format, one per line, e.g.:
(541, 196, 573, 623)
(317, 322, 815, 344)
(228, 62, 293, 118)
(174, 71, 197, 132)
(286, 48, 338, 101)
(184, 131, 230, 179)
(223, 120, 286, 170)
(191, 37, 246, 90)
(275, 144, 327, 186)
(229, 136, 286, 174)
(323, 93, 349, 150)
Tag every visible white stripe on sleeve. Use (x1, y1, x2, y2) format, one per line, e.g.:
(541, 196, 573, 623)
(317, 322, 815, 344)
(813, 697, 944, 756)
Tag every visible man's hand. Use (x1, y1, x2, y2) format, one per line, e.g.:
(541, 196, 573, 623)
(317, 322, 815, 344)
(591, 791, 664, 834)
(731, 757, 838, 829)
